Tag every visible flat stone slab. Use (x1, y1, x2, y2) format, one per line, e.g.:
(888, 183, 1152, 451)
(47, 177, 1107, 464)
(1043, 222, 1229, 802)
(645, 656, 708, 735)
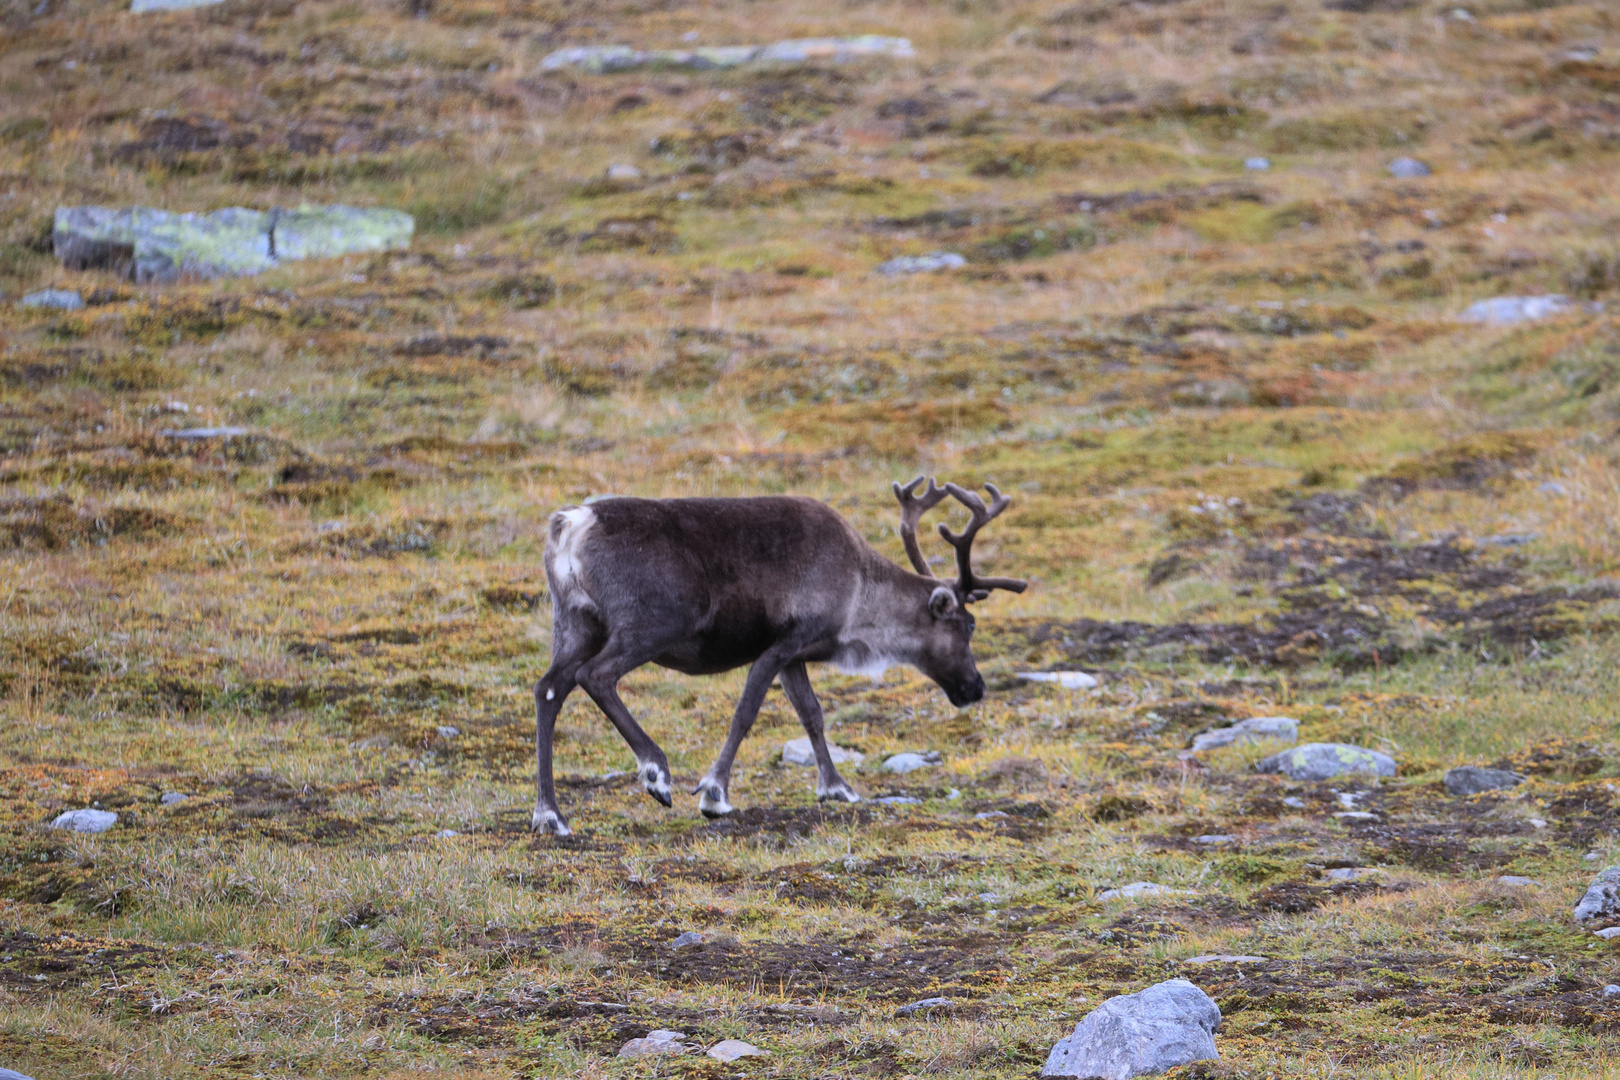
(1191, 715, 1298, 753)
(132, 0, 225, 10)
(51, 808, 118, 833)
(540, 36, 913, 73)
(883, 751, 941, 773)
(708, 1039, 767, 1062)
(19, 289, 84, 310)
(782, 737, 863, 767)
(1042, 978, 1220, 1079)
(877, 251, 965, 276)
(1097, 882, 1193, 901)
(1183, 954, 1265, 964)
(54, 203, 412, 283)
(1445, 765, 1526, 796)
(1459, 295, 1576, 325)
(1255, 743, 1396, 782)
(1019, 671, 1100, 689)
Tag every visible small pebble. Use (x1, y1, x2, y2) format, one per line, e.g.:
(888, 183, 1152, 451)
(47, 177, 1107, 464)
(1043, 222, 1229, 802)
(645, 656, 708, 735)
(671, 931, 703, 948)
(1334, 811, 1378, 822)
(1193, 834, 1237, 845)
(1388, 156, 1432, 178)
(1529, 818, 1548, 828)
(606, 163, 642, 180)
(974, 810, 1009, 820)
(436, 725, 459, 739)
(1326, 867, 1383, 882)
(874, 795, 920, 805)
(1603, 985, 1620, 998)
(1281, 796, 1307, 809)
(160, 792, 188, 805)
(435, 829, 458, 838)
(619, 1030, 686, 1057)
(50, 809, 118, 833)
(1596, 927, 1620, 940)
(1244, 157, 1270, 171)
(894, 997, 953, 1017)
(1497, 876, 1540, 887)
(20, 289, 84, 310)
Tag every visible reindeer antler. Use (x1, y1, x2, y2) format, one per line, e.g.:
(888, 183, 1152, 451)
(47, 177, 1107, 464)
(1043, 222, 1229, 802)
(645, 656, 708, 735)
(939, 482, 1029, 601)
(892, 475, 949, 577)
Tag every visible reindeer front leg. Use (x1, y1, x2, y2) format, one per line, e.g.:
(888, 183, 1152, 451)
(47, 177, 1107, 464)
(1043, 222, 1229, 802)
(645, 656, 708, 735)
(779, 661, 860, 804)
(693, 649, 797, 817)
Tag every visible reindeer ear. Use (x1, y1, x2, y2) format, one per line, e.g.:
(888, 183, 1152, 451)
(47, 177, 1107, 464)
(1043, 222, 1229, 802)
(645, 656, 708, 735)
(928, 586, 958, 618)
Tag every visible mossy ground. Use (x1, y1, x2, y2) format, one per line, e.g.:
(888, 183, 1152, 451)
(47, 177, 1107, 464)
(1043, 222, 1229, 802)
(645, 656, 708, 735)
(2, 0, 1620, 1076)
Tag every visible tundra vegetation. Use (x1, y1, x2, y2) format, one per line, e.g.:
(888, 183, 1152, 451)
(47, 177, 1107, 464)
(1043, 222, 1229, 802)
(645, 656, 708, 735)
(1, 0, 1619, 1077)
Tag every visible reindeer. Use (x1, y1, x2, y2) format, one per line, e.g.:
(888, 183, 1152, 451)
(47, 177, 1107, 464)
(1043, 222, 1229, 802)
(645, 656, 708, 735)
(530, 476, 1026, 835)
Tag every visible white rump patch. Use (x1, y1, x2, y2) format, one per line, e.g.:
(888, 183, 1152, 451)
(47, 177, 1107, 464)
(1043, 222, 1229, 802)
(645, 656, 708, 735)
(547, 505, 597, 607)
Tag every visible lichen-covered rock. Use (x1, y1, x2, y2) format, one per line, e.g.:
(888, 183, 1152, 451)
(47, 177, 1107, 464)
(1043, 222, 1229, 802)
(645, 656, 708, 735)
(1444, 765, 1525, 796)
(54, 204, 412, 282)
(1041, 979, 1220, 1079)
(1255, 743, 1396, 781)
(1191, 716, 1298, 753)
(1573, 866, 1620, 927)
(271, 205, 413, 260)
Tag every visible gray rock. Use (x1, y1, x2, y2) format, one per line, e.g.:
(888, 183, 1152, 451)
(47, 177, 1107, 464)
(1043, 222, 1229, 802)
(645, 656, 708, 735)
(1192, 834, 1237, 845)
(781, 737, 863, 767)
(1573, 866, 1620, 926)
(436, 725, 460, 739)
(606, 164, 643, 181)
(894, 997, 953, 1017)
(1539, 481, 1567, 495)
(883, 751, 941, 774)
(19, 289, 83, 310)
(539, 36, 913, 73)
(1603, 985, 1620, 998)
(158, 426, 251, 439)
(0, 1068, 39, 1080)
(1479, 533, 1536, 547)
(1281, 796, 1307, 809)
(1326, 867, 1383, 881)
(1097, 882, 1193, 901)
(270, 204, 413, 261)
(619, 1030, 686, 1057)
(1190, 716, 1298, 753)
(50, 808, 118, 833)
(877, 251, 966, 276)
(1183, 954, 1264, 964)
(159, 792, 188, 805)
(1460, 295, 1573, 325)
(1444, 766, 1525, 796)
(1334, 811, 1378, 823)
(708, 1039, 767, 1061)
(1244, 157, 1270, 170)
(1019, 670, 1099, 689)
(671, 931, 703, 948)
(1597, 927, 1620, 940)
(975, 810, 1009, 820)
(1387, 156, 1432, 178)
(132, 0, 225, 10)
(1255, 743, 1396, 782)
(54, 203, 412, 283)
(874, 795, 920, 805)
(1041, 978, 1220, 1079)
(1497, 876, 1540, 888)
(435, 829, 459, 838)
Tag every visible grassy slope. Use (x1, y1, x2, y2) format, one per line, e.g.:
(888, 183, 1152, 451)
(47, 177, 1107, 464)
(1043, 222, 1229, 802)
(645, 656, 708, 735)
(1, 0, 1619, 1076)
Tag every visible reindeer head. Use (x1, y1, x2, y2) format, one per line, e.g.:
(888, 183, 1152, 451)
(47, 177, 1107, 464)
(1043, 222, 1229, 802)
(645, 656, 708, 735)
(891, 475, 1027, 706)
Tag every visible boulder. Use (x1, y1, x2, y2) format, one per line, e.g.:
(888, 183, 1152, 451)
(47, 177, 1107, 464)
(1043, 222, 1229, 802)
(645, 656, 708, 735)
(1460, 295, 1575, 325)
(1041, 978, 1220, 1079)
(876, 252, 966, 276)
(51, 808, 118, 833)
(883, 751, 941, 774)
(1190, 716, 1298, 753)
(1444, 766, 1525, 796)
(54, 204, 412, 283)
(1255, 743, 1396, 782)
(1387, 156, 1432, 178)
(619, 1030, 686, 1057)
(1573, 866, 1620, 927)
(708, 1039, 767, 1062)
(1019, 671, 1100, 690)
(19, 289, 83, 310)
(781, 737, 863, 767)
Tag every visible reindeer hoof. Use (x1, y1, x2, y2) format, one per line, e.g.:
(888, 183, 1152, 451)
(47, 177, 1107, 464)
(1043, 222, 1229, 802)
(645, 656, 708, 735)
(640, 763, 673, 808)
(817, 784, 862, 805)
(532, 808, 572, 836)
(694, 780, 734, 818)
